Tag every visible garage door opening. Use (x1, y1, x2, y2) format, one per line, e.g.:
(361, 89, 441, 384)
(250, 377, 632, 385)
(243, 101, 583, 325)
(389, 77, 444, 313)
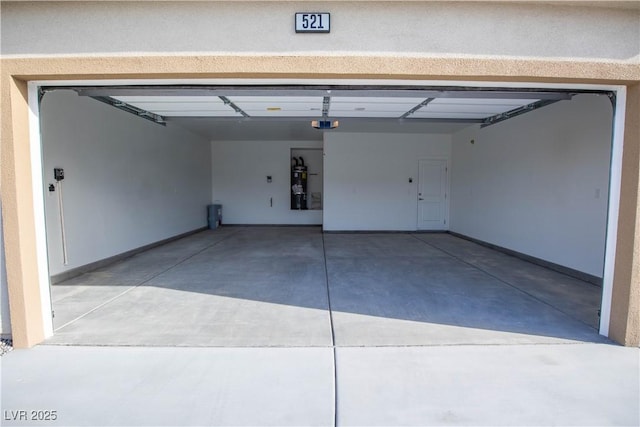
(33, 81, 620, 346)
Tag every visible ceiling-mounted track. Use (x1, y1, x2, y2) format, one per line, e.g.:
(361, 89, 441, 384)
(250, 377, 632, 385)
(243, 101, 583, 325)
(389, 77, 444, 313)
(219, 96, 250, 117)
(481, 99, 564, 128)
(400, 98, 435, 119)
(90, 96, 166, 126)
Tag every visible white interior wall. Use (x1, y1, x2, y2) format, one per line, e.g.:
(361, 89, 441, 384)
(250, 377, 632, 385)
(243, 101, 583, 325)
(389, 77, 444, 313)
(450, 94, 613, 277)
(42, 91, 212, 276)
(211, 139, 323, 225)
(323, 132, 451, 231)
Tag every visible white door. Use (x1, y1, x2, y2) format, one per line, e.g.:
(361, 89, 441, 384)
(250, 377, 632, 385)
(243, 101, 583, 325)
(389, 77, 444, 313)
(417, 159, 448, 230)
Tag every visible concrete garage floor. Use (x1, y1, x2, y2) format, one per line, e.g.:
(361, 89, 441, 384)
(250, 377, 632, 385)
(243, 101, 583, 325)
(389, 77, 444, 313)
(2, 227, 638, 426)
(47, 227, 603, 346)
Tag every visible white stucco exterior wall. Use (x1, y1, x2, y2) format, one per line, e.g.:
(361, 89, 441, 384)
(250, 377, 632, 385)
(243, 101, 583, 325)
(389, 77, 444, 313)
(1, 2, 638, 62)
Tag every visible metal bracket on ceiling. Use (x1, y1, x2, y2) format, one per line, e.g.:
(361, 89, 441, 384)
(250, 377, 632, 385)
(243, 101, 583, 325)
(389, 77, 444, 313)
(480, 98, 566, 128)
(90, 96, 166, 126)
(218, 96, 250, 118)
(606, 91, 616, 109)
(400, 98, 435, 119)
(38, 87, 48, 106)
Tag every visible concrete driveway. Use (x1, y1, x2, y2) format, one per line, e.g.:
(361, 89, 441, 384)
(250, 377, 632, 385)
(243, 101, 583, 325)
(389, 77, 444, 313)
(2, 343, 638, 426)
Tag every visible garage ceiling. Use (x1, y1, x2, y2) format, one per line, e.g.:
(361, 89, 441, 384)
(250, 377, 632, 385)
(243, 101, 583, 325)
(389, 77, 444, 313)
(47, 85, 600, 140)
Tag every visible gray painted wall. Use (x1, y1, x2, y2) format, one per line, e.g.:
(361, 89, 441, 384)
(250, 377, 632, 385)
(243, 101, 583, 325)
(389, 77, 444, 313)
(41, 91, 212, 276)
(450, 94, 613, 277)
(1, 2, 638, 61)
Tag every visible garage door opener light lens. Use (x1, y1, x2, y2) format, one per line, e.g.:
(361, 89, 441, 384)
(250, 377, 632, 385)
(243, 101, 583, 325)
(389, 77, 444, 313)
(311, 120, 339, 129)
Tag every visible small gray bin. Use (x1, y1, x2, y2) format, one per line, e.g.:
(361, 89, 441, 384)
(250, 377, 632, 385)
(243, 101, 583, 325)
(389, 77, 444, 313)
(207, 204, 222, 229)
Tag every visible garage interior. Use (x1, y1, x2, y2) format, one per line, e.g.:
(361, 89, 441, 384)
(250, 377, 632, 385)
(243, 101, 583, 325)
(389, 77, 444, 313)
(39, 84, 614, 346)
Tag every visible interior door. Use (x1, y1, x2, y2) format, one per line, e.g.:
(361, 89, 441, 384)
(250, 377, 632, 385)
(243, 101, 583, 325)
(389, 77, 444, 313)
(417, 159, 448, 230)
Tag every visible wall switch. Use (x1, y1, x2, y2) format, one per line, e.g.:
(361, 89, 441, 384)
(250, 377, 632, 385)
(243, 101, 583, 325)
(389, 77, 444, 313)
(267, 176, 272, 183)
(595, 188, 601, 199)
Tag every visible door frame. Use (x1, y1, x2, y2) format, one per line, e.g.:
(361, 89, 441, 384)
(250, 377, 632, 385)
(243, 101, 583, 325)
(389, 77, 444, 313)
(0, 68, 632, 347)
(417, 157, 450, 231)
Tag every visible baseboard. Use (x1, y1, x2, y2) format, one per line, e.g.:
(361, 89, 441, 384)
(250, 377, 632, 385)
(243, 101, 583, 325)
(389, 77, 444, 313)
(223, 224, 322, 227)
(323, 229, 448, 234)
(50, 227, 208, 285)
(323, 230, 416, 234)
(448, 231, 602, 286)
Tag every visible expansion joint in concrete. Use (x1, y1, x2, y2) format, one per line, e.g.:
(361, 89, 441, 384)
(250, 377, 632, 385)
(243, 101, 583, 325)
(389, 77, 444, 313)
(320, 232, 338, 427)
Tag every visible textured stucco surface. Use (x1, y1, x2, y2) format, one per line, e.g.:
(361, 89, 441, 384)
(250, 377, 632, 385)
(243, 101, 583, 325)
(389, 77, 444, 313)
(1, 2, 639, 62)
(0, 78, 46, 348)
(610, 84, 640, 347)
(1, 55, 639, 82)
(634, 151, 640, 346)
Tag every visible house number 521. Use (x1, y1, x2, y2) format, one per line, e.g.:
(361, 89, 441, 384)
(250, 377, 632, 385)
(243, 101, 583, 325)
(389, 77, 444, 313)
(295, 13, 330, 33)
